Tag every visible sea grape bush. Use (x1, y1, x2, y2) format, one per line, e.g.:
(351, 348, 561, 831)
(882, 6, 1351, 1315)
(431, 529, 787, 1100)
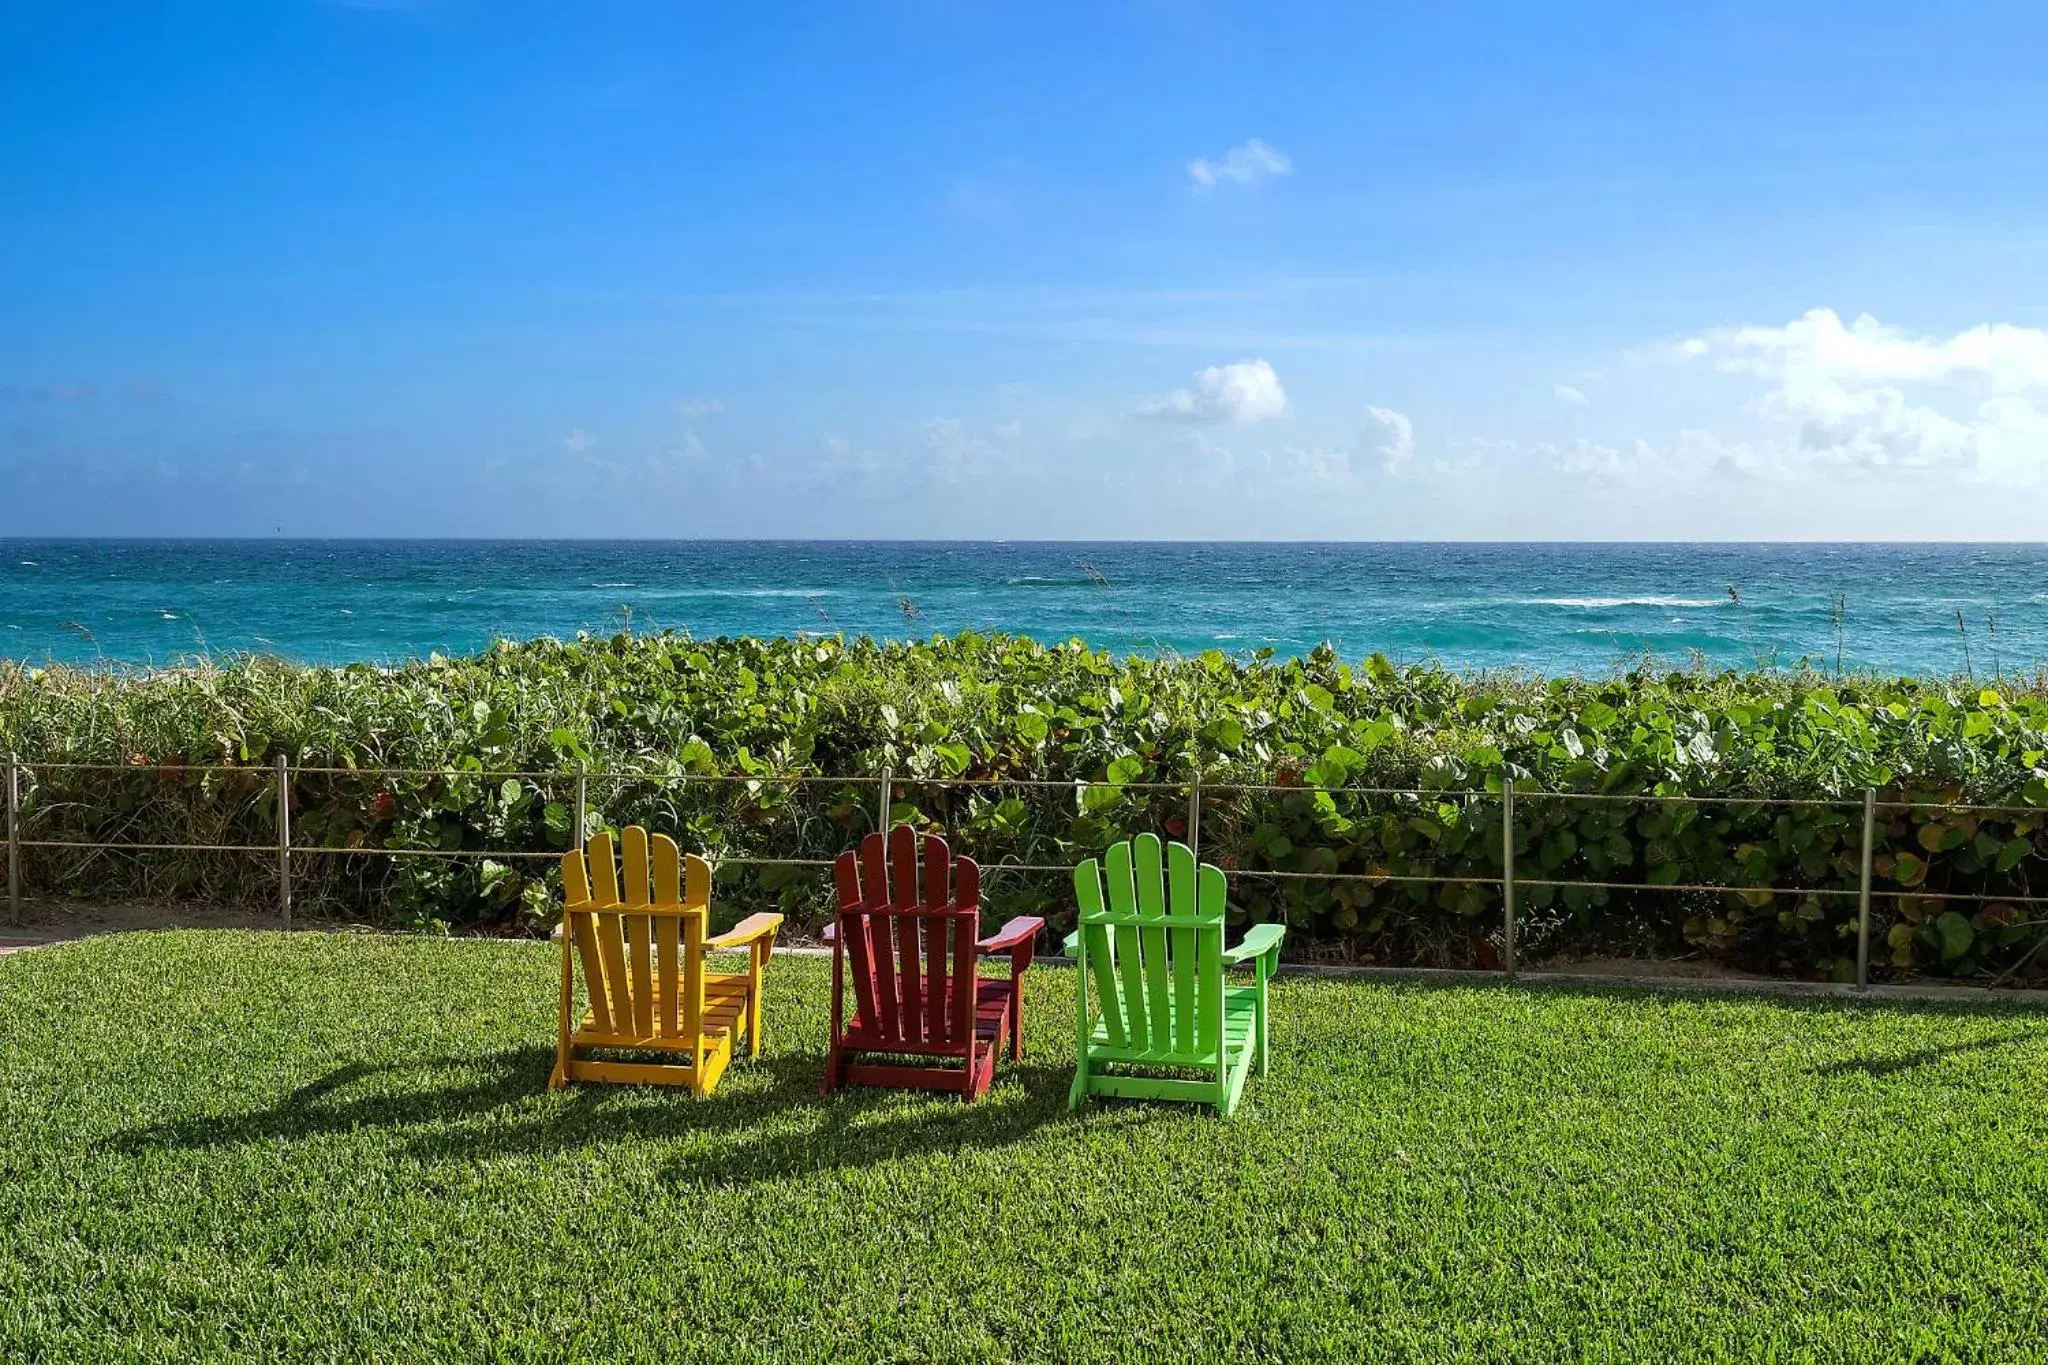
(3, 631, 2046, 981)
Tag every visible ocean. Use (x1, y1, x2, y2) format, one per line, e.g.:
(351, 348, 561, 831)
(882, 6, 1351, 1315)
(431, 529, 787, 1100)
(1, 540, 2044, 676)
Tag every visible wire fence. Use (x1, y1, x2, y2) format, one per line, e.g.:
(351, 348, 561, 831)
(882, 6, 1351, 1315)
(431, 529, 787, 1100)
(6, 753, 2045, 987)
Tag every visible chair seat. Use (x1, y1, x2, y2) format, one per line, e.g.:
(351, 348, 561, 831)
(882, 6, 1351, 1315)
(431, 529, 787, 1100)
(572, 973, 752, 1050)
(975, 977, 1014, 1038)
(841, 978, 1015, 1051)
(1081, 987, 1258, 1066)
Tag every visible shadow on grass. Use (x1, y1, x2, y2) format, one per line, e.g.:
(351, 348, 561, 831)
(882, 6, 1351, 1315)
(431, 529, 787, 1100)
(111, 1045, 1138, 1184)
(111, 1046, 560, 1155)
(404, 1051, 1160, 1187)
(1810, 1031, 2037, 1078)
(1443, 972, 2048, 1020)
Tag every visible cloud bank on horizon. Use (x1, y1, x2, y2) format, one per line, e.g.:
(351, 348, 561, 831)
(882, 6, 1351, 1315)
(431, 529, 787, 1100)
(4, 2, 2048, 540)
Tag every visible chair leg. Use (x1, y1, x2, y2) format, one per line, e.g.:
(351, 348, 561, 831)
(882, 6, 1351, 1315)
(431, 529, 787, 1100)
(1009, 980, 1024, 1061)
(965, 1039, 995, 1102)
(1067, 1055, 1088, 1110)
(748, 944, 766, 1058)
(1255, 976, 1270, 1077)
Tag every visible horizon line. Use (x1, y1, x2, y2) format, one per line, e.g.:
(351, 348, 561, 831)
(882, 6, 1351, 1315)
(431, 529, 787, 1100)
(4, 536, 2047, 548)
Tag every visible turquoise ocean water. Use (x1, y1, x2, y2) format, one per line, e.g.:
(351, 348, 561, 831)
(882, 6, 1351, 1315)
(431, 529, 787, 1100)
(2, 540, 2045, 675)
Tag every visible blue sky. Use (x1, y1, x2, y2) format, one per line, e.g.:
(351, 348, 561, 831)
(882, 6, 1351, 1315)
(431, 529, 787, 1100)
(5, 1, 2048, 539)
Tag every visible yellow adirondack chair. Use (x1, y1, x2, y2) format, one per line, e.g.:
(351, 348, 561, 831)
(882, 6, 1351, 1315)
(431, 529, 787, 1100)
(550, 826, 783, 1094)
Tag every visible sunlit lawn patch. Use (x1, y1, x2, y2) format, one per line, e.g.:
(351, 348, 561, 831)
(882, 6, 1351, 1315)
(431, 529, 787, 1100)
(3, 931, 2045, 1361)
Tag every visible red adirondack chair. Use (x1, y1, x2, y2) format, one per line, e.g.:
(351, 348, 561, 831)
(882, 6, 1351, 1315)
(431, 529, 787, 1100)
(821, 825, 1044, 1102)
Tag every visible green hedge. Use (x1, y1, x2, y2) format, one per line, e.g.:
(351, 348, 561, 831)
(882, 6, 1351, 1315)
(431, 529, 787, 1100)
(4, 632, 2047, 982)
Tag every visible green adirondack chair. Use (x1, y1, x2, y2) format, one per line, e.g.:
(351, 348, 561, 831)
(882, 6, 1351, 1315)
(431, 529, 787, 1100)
(1062, 833, 1286, 1115)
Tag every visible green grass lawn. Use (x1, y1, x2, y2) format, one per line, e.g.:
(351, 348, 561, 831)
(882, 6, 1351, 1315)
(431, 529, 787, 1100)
(3, 933, 2047, 1363)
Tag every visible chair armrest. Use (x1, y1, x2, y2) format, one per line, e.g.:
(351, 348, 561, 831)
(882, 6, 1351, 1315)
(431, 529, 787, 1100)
(1060, 930, 1081, 959)
(1222, 922, 1287, 967)
(977, 916, 1045, 954)
(706, 911, 785, 950)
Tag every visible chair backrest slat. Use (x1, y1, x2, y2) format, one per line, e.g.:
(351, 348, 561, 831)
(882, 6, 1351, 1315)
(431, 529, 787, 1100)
(1073, 860, 1124, 1049)
(562, 846, 591, 907)
(1168, 840, 1199, 1053)
(888, 824, 919, 907)
(656, 912, 681, 1038)
(857, 831, 888, 907)
(866, 835, 902, 1043)
(621, 827, 654, 1037)
(684, 852, 709, 1046)
(1196, 862, 1226, 1060)
(587, 830, 621, 907)
(652, 837, 681, 1037)
(1133, 833, 1171, 1049)
(891, 826, 924, 1044)
(621, 826, 649, 905)
(570, 913, 612, 1033)
(1075, 836, 1225, 1062)
(923, 911, 950, 1042)
(835, 849, 885, 1038)
(1104, 841, 1148, 1050)
(594, 910, 632, 1035)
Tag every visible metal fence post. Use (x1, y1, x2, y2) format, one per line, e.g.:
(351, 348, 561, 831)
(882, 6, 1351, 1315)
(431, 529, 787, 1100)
(1187, 769, 1202, 862)
(6, 753, 20, 927)
(1857, 788, 1876, 989)
(275, 753, 293, 929)
(1501, 779, 1517, 979)
(877, 767, 893, 834)
(573, 763, 588, 844)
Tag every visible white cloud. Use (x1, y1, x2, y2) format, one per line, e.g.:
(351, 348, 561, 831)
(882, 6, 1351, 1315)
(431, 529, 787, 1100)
(561, 429, 594, 455)
(1675, 307, 2048, 480)
(1366, 405, 1414, 470)
(1554, 384, 1589, 407)
(678, 398, 722, 421)
(1187, 139, 1292, 189)
(1686, 308, 2048, 391)
(1138, 359, 1287, 424)
(1481, 431, 1763, 489)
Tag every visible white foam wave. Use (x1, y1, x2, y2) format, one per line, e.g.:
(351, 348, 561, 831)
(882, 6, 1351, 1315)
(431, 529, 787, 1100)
(1527, 596, 1724, 609)
(642, 588, 834, 599)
